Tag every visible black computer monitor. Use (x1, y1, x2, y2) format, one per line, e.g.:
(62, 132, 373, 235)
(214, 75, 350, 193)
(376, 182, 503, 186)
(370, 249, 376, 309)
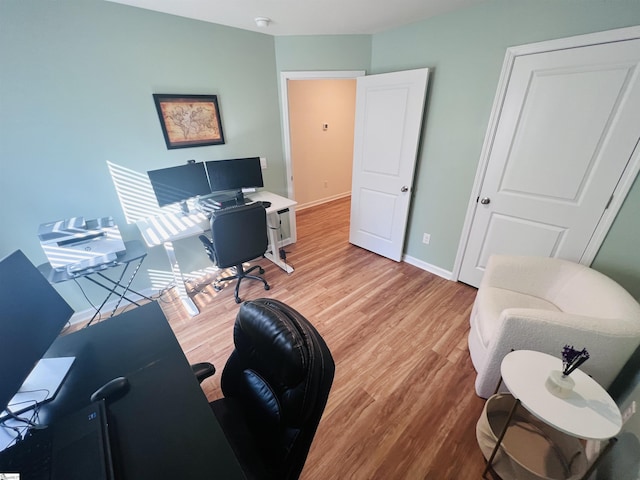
(0, 250, 74, 414)
(147, 162, 211, 208)
(205, 157, 264, 201)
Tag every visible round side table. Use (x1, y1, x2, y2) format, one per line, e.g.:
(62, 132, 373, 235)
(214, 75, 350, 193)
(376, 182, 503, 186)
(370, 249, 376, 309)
(482, 349, 622, 479)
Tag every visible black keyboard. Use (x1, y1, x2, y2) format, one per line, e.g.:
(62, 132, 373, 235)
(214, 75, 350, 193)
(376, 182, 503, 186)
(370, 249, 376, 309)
(221, 202, 252, 210)
(0, 429, 53, 480)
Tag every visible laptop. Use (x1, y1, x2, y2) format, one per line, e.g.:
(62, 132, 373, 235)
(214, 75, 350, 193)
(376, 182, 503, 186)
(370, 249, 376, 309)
(0, 400, 115, 480)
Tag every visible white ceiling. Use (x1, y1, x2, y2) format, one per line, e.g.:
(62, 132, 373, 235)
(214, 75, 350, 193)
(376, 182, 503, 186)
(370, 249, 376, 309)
(106, 0, 485, 36)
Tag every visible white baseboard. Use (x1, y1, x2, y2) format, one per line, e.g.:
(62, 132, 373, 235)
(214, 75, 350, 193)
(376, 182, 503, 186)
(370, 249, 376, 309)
(402, 254, 453, 280)
(68, 287, 159, 325)
(296, 192, 351, 211)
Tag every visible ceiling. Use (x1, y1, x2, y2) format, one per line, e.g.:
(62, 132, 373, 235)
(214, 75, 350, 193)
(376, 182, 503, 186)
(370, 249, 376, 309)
(106, 0, 485, 36)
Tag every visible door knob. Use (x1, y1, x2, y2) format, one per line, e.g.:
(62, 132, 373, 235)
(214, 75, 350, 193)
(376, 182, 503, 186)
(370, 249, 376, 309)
(401, 186, 409, 193)
(480, 197, 491, 205)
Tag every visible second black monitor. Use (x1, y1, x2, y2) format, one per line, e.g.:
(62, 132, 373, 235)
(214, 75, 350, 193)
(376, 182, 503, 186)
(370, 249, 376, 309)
(147, 162, 211, 207)
(206, 157, 264, 194)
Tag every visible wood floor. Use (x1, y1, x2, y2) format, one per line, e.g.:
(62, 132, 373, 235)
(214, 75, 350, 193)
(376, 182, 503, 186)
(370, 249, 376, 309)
(159, 196, 488, 479)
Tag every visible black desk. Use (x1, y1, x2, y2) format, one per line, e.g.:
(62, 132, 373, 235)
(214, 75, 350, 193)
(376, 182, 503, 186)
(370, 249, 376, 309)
(38, 240, 153, 325)
(42, 301, 245, 480)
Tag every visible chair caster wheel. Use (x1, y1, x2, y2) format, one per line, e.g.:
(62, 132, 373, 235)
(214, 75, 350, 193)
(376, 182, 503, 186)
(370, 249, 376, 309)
(235, 297, 242, 304)
(213, 284, 222, 292)
(264, 284, 270, 291)
(259, 267, 265, 274)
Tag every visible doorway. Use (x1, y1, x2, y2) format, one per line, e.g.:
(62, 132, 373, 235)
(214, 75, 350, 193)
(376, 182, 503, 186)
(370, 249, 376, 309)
(287, 78, 357, 208)
(280, 71, 364, 208)
(281, 69, 430, 263)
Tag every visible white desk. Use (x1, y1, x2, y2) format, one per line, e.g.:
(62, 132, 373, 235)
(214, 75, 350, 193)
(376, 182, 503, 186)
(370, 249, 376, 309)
(136, 191, 297, 315)
(482, 349, 622, 479)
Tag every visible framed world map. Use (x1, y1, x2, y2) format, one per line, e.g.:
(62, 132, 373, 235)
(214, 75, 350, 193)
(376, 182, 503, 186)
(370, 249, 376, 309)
(153, 94, 225, 149)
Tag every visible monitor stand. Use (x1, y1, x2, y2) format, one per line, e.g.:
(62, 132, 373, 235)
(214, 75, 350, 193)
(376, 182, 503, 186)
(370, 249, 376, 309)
(4, 356, 75, 417)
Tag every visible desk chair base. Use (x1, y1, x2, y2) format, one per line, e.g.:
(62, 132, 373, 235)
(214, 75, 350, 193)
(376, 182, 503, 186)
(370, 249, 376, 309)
(215, 263, 270, 304)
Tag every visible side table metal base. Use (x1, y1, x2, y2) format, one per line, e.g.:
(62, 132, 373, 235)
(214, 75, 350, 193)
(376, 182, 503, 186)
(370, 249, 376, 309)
(482, 396, 520, 478)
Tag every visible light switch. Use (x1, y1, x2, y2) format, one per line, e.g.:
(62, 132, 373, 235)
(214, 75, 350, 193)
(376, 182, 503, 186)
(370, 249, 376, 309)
(260, 157, 267, 169)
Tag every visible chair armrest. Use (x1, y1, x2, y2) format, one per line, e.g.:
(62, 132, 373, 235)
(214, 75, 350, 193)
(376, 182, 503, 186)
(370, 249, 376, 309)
(481, 254, 585, 298)
(191, 362, 216, 384)
(474, 308, 640, 398)
(500, 308, 640, 336)
(198, 235, 216, 263)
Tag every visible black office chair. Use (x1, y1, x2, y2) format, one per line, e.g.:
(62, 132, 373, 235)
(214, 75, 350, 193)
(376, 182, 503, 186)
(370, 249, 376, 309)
(199, 203, 270, 304)
(208, 298, 335, 480)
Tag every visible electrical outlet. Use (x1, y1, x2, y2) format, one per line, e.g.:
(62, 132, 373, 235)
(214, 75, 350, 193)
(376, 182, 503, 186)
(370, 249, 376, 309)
(260, 157, 267, 169)
(323, 181, 328, 188)
(422, 233, 431, 245)
(622, 400, 636, 424)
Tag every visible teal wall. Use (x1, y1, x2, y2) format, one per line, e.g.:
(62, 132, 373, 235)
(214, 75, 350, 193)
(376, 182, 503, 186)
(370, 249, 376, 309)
(593, 173, 640, 301)
(370, 0, 640, 299)
(275, 35, 371, 72)
(0, 0, 285, 309)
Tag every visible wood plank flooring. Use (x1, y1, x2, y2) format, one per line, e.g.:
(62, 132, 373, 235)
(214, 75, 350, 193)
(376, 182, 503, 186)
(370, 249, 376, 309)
(158, 196, 488, 479)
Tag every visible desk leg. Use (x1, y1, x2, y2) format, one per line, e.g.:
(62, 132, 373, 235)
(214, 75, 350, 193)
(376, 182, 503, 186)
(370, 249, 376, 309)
(104, 257, 152, 316)
(92, 267, 153, 306)
(83, 264, 140, 325)
(163, 241, 200, 317)
(264, 211, 294, 274)
(83, 261, 151, 326)
(83, 276, 116, 325)
(482, 397, 520, 478)
(288, 206, 297, 244)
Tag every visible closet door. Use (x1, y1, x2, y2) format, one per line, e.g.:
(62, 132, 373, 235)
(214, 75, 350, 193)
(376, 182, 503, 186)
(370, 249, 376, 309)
(458, 30, 640, 287)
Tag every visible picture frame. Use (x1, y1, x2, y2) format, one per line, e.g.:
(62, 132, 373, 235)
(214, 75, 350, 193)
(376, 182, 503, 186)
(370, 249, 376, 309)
(152, 94, 225, 149)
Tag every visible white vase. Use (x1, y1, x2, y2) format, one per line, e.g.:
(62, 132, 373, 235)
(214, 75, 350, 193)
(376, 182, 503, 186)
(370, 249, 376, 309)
(545, 370, 575, 398)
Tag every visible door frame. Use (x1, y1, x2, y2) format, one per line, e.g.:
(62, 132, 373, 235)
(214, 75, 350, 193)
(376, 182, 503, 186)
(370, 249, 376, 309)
(453, 25, 640, 281)
(280, 70, 365, 203)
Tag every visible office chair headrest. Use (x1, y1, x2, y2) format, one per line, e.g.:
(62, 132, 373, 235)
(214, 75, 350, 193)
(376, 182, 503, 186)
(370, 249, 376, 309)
(235, 301, 307, 383)
(222, 299, 334, 429)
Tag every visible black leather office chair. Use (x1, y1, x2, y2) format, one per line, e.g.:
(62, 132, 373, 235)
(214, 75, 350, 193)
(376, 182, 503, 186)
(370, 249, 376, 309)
(199, 203, 270, 304)
(209, 298, 335, 480)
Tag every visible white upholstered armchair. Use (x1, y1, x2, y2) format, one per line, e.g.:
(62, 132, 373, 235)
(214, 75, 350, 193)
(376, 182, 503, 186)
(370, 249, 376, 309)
(468, 254, 640, 398)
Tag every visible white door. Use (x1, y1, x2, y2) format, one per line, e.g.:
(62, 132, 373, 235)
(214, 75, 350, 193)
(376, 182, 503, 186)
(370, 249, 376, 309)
(349, 69, 429, 261)
(459, 35, 640, 287)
